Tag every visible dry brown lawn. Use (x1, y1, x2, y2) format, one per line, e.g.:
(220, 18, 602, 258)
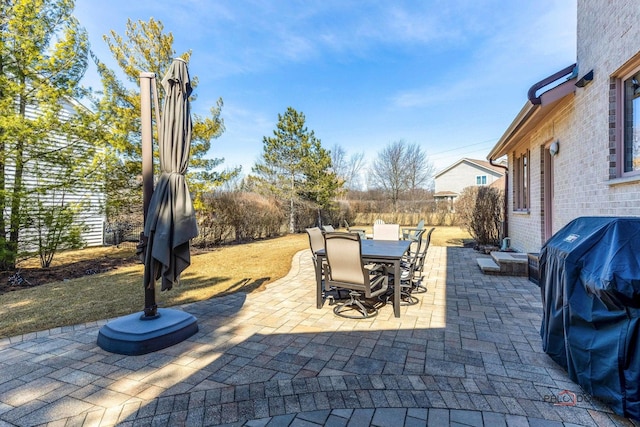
(0, 226, 471, 338)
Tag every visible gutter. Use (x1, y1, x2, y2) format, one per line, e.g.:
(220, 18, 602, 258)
(527, 63, 577, 105)
(486, 63, 578, 245)
(489, 158, 509, 240)
(488, 64, 578, 160)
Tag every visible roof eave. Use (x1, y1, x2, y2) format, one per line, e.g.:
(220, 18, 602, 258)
(487, 76, 577, 160)
(435, 157, 506, 178)
(487, 102, 538, 160)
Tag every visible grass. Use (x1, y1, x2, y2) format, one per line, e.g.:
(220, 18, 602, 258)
(0, 226, 471, 338)
(430, 226, 473, 247)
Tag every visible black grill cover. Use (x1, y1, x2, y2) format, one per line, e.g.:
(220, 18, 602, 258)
(540, 217, 640, 419)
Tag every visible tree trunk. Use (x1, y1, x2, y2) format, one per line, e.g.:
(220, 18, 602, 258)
(289, 196, 295, 234)
(7, 91, 27, 269)
(0, 46, 8, 270)
(289, 171, 295, 233)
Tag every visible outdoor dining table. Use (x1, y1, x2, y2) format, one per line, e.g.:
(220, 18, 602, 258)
(315, 239, 412, 318)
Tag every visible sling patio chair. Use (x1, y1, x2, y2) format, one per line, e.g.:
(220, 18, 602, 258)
(372, 223, 400, 240)
(322, 224, 335, 232)
(409, 227, 435, 294)
(305, 226, 325, 272)
(307, 227, 348, 302)
(380, 228, 426, 306)
(363, 219, 386, 239)
(324, 232, 389, 319)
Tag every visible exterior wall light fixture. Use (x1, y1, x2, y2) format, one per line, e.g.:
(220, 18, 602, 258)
(549, 141, 560, 156)
(575, 70, 594, 88)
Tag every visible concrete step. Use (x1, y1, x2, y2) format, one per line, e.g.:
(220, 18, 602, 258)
(477, 257, 500, 274)
(491, 251, 528, 264)
(477, 252, 529, 276)
(491, 251, 528, 276)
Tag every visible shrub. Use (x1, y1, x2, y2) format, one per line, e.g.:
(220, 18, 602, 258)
(294, 200, 356, 231)
(195, 191, 286, 246)
(295, 200, 321, 231)
(21, 196, 87, 268)
(455, 186, 503, 245)
(321, 201, 355, 229)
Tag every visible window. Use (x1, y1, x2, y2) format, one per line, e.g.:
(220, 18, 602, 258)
(514, 150, 529, 211)
(476, 175, 487, 185)
(623, 70, 640, 174)
(612, 57, 640, 179)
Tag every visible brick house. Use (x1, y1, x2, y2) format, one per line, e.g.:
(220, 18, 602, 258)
(487, 0, 640, 254)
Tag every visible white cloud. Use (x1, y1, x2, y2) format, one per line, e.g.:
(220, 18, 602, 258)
(389, 0, 577, 110)
(391, 79, 471, 109)
(170, 1, 506, 78)
(74, 0, 579, 175)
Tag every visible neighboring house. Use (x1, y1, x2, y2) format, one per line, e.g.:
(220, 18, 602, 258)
(487, 0, 640, 254)
(14, 97, 106, 249)
(434, 158, 506, 208)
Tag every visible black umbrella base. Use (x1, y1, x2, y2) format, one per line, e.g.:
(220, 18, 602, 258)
(97, 308, 198, 355)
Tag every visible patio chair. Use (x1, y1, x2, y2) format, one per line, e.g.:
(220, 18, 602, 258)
(402, 219, 425, 241)
(344, 220, 366, 239)
(322, 224, 335, 232)
(410, 227, 435, 293)
(307, 227, 347, 301)
(373, 219, 385, 225)
(381, 228, 426, 306)
(306, 226, 325, 278)
(373, 223, 400, 240)
(324, 232, 389, 319)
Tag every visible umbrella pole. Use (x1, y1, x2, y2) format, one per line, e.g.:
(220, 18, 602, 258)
(96, 64, 199, 355)
(140, 72, 157, 318)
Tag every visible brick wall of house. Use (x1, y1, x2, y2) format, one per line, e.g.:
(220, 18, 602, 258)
(569, 0, 640, 215)
(507, 97, 576, 254)
(507, 0, 640, 253)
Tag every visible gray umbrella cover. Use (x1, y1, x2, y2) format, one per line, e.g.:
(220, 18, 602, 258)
(144, 59, 199, 291)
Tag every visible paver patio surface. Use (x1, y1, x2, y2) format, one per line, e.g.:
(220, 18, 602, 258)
(0, 246, 638, 426)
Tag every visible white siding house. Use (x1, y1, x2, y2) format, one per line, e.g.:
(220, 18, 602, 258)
(434, 158, 505, 206)
(12, 97, 105, 249)
(487, 0, 640, 253)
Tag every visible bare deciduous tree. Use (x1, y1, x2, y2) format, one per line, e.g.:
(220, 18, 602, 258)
(331, 145, 365, 192)
(368, 140, 434, 212)
(405, 143, 435, 192)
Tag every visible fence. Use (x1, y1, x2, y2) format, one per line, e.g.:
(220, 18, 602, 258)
(103, 222, 143, 248)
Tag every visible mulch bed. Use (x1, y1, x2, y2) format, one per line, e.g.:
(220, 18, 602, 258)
(0, 254, 141, 294)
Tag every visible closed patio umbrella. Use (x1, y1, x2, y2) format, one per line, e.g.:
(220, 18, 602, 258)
(97, 58, 199, 355)
(143, 57, 199, 305)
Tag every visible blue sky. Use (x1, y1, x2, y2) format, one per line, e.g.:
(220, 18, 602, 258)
(74, 0, 577, 183)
